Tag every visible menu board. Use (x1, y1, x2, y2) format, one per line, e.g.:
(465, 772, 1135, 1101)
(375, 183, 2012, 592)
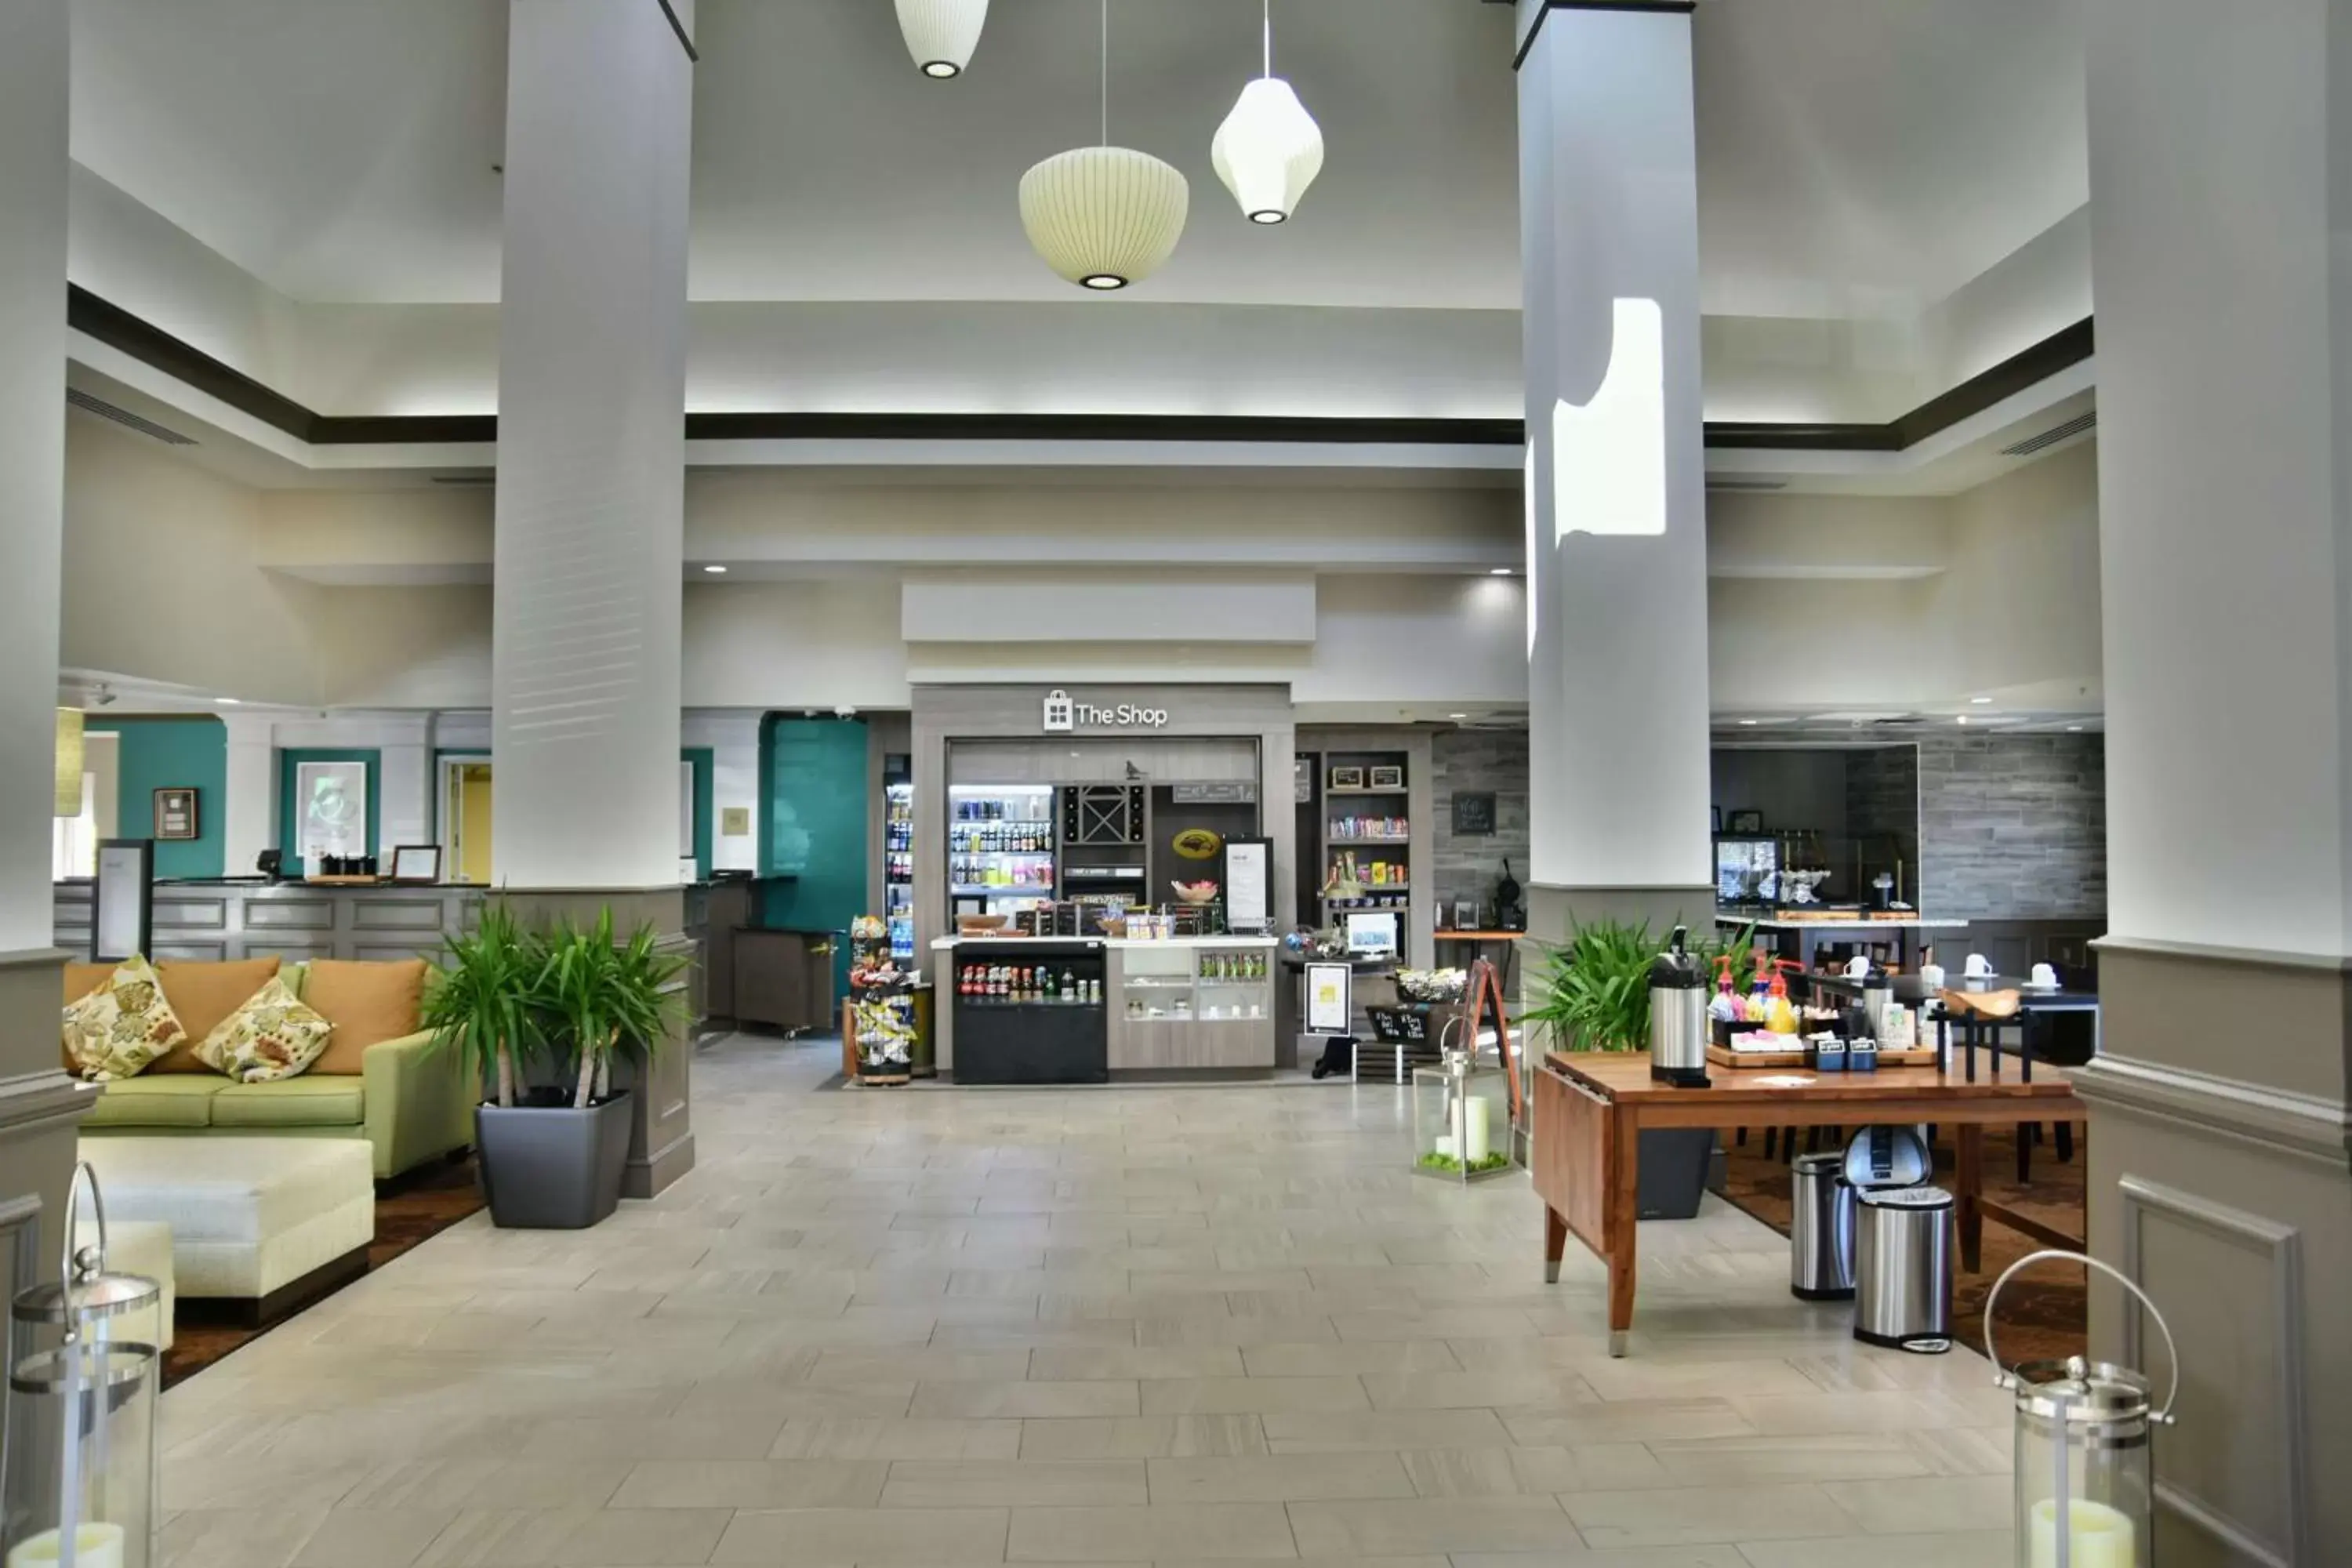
(1222, 839, 1270, 931)
(1305, 963, 1352, 1035)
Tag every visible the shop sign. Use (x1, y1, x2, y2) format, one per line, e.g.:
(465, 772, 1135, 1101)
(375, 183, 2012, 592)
(1041, 688, 1171, 733)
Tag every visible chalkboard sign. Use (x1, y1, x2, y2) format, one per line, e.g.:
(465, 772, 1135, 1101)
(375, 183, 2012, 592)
(1451, 791, 1497, 836)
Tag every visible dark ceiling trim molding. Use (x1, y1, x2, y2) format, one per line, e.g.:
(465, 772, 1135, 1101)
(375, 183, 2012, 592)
(1508, 0, 1699, 72)
(65, 287, 2093, 458)
(67, 285, 317, 442)
(654, 0, 699, 63)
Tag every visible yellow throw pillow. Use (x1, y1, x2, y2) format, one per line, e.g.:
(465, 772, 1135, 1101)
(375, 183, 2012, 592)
(195, 975, 335, 1084)
(63, 956, 187, 1082)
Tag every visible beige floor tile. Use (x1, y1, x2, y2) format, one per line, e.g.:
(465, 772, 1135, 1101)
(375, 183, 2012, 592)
(1026, 1345, 1246, 1381)
(459, 1460, 635, 1510)
(912, 1378, 1141, 1418)
(292, 1508, 460, 1567)
(1239, 1339, 1460, 1376)
(1448, 1551, 1750, 1567)
(1261, 1407, 1513, 1452)
(544, 1507, 733, 1565)
(712, 1505, 1007, 1564)
(1562, 1483, 1851, 1547)
(933, 1319, 1143, 1350)
(1287, 1494, 1585, 1556)
(1399, 1442, 1672, 1495)
(516, 1413, 786, 1462)
(803, 1348, 1031, 1383)
(162, 1506, 331, 1568)
(1138, 1375, 1370, 1414)
(1907, 1425, 2013, 1475)
(1735, 1530, 2009, 1566)
(1504, 1399, 1757, 1446)
(1005, 1502, 1298, 1561)
(770, 1416, 1024, 1460)
(1818, 1473, 2012, 1533)
(1359, 1366, 1597, 1410)
(1726, 1389, 1983, 1436)
(1146, 1451, 1414, 1503)
(609, 1457, 887, 1508)
(1334, 1308, 1539, 1341)
(1136, 1314, 1337, 1347)
(1577, 1357, 1824, 1401)
(1020, 1414, 1268, 1458)
(881, 1458, 1149, 1507)
(1650, 1431, 1937, 1485)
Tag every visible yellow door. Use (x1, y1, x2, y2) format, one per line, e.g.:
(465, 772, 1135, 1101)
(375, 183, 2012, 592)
(457, 764, 494, 884)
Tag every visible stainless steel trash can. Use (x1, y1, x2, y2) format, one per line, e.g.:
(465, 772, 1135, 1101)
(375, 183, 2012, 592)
(1854, 1185, 1954, 1353)
(1790, 1152, 1855, 1301)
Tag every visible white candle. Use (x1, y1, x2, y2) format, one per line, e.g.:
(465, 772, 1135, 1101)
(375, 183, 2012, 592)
(1464, 1097, 1492, 1163)
(2028, 1497, 2135, 1568)
(1432, 1134, 1458, 1160)
(8, 1523, 126, 1568)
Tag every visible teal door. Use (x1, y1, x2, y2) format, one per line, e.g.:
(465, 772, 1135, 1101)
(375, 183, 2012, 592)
(760, 716, 869, 999)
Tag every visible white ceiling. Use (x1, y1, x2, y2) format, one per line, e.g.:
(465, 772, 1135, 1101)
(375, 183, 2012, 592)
(68, 0, 2086, 318)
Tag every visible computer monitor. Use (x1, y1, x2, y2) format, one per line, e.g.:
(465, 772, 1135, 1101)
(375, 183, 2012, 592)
(1344, 910, 1399, 957)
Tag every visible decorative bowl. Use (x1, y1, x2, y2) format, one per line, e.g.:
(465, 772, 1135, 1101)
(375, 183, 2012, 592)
(1171, 880, 1220, 906)
(957, 914, 1011, 935)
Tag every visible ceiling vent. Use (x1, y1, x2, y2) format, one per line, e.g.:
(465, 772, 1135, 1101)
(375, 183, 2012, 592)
(67, 387, 194, 447)
(1706, 475, 1789, 492)
(429, 473, 495, 486)
(2000, 410, 2096, 459)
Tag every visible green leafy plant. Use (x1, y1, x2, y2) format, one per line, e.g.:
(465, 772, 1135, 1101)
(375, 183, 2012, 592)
(539, 909, 689, 1107)
(1419, 1150, 1511, 1174)
(1522, 920, 1759, 1054)
(420, 903, 544, 1108)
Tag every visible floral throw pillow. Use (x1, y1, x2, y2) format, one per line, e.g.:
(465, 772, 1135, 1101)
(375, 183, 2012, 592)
(195, 975, 335, 1084)
(63, 956, 187, 1081)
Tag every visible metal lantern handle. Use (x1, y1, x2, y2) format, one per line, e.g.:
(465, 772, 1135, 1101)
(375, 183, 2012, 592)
(63, 1159, 110, 1298)
(1984, 1247, 2180, 1425)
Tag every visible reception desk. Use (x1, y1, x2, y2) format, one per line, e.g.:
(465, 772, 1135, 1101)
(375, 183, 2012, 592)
(53, 878, 481, 964)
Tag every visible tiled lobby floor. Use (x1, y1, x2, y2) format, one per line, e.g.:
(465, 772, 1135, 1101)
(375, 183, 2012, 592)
(157, 1033, 2016, 1566)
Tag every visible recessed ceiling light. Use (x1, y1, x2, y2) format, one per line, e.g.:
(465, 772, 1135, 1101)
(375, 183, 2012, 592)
(215, 697, 241, 706)
(1737, 719, 1759, 726)
(1956, 715, 1969, 724)
(2067, 724, 2084, 731)
(702, 564, 728, 575)
(1970, 695, 1993, 705)
(1446, 713, 1468, 720)
(1490, 567, 1512, 576)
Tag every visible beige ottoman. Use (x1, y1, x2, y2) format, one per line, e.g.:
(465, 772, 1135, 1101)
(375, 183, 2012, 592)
(78, 1138, 373, 1324)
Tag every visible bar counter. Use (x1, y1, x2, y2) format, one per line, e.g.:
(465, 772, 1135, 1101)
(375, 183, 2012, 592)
(54, 878, 481, 964)
(932, 934, 1280, 1080)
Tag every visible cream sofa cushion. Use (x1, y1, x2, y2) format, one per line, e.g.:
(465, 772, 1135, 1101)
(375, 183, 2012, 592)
(196, 975, 334, 1083)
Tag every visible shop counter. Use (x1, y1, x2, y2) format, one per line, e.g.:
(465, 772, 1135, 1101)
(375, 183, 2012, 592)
(934, 935, 1279, 1080)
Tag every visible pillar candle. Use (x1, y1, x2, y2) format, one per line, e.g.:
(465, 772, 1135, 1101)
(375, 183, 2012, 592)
(1465, 1096, 1492, 1163)
(2027, 1497, 2135, 1568)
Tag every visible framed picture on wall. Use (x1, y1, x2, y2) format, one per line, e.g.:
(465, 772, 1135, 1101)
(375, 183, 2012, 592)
(1727, 809, 1764, 834)
(152, 787, 198, 840)
(387, 844, 443, 884)
(1330, 765, 1364, 790)
(295, 760, 368, 865)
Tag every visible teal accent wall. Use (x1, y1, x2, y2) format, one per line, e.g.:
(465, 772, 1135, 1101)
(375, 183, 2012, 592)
(683, 747, 714, 882)
(278, 748, 382, 861)
(760, 716, 868, 995)
(86, 717, 227, 880)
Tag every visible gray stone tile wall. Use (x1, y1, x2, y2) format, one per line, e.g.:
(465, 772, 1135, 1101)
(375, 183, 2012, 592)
(1432, 727, 1529, 922)
(1844, 744, 1922, 898)
(1915, 734, 2107, 919)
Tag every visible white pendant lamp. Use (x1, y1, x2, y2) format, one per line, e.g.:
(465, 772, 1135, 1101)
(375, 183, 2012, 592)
(895, 0, 987, 78)
(1211, 1, 1323, 224)
(1018, 0, 1188, 291)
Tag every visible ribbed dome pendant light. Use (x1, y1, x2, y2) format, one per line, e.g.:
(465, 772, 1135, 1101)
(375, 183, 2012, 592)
(1018, 0, 1188, 291)
(895, 0, 988, 78)
(1211, 0, 1323, 224)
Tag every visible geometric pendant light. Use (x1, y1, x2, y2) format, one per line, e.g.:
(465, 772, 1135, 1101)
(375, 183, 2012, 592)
(1210, 0, 1323, 224)
(895, 0, 988, 78)
(1018, 0, 1189, 291)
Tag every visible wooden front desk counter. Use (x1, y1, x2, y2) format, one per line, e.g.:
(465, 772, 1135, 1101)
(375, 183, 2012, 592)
(1534, 1050, 2085, 1355)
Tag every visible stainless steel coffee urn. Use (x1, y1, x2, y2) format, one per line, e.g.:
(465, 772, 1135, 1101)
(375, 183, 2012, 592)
(1648, 924, 1708, 1087)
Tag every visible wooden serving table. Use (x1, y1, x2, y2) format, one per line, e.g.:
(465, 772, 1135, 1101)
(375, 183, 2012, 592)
(1534, 1050, 2084, 1355)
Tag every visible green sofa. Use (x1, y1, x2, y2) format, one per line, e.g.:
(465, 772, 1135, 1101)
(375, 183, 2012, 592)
(78, 962, 474, 1180)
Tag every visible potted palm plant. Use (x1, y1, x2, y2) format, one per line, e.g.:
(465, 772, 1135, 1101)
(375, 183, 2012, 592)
(426, 906, 684, 1229)
(1522, 919, 1751, 1221)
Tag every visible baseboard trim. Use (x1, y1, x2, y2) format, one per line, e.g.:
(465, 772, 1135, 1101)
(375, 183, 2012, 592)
(2075, 1052, 2350, 1168)
(625, 1128, 695, 1200)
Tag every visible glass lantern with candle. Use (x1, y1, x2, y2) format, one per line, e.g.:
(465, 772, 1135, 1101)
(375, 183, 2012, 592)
(1411, 1046, 1514, 1185)
(1987, 1249, 2178, 1568)
(4, 1164, 162, 1568)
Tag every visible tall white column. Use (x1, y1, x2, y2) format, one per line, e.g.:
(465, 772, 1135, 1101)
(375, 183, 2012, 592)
(2080, 0, 2351, 1558)
(492, 0, 693, 888)
(220, 711, 278, 877)
(0, 0, 95, 1283)
(1516, 2, 1714, 937)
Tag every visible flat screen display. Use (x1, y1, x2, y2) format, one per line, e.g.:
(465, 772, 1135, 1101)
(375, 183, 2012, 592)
(1344, 911, 1399, 956)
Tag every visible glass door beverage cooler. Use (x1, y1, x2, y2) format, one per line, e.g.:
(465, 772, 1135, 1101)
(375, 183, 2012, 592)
(883, 767, 914, 960)
(948, 784, 1058, 920)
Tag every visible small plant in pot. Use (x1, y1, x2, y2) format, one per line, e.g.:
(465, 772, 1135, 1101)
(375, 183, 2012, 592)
(426, 906, 685, 1229)
(1521, 919, 1754, 1221)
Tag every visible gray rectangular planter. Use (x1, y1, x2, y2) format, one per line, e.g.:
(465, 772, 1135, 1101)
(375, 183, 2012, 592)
(477, 1091, 633, 1229)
